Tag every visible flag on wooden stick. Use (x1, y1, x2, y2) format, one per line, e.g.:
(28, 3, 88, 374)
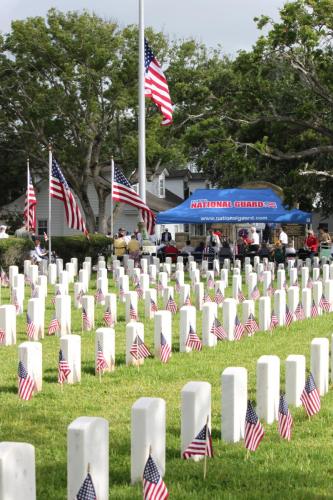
(185, 325, 202, 351)
(103, 307, 113, 327)
(300, 373, 320, 417)
(96, 341, 109, 373)
(244, 400, 264, 452)
(160, 333, 171, 363)
(76, 471, 97, 500)
(278, 393, 293, 441)
(143, 454, 169, 500)
(18, 361, 35, 401)
(26, 313, 36, 340)
(183, 423, 213, 459)
(130, 335, 151, 360)
(58, 349, 71, 384)
(48, 314, 60, 335)
(210, 317, 227, 340)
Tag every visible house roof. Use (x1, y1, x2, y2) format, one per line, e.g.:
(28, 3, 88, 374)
(147, 189, 183, 212)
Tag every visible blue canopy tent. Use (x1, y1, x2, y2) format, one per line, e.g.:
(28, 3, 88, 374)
(156, 188, 311, 225)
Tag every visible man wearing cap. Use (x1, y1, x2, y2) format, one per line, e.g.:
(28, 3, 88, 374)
(0, 225, 9, 239)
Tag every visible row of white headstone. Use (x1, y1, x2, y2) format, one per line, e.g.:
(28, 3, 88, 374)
(3, 334, 332, 499)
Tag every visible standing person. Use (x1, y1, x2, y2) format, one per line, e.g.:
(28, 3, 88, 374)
(318, 227, 331, 244)
(205, 228, 221, 249)
(249, 227, 260, 251)
(127, 234, 141, 264)
(113, 234, 127, 261)
(278, 226, 288, 246)
(161, 228, 172, 243)
(0, 225, 9, 239)
(304, 230, 319, 255)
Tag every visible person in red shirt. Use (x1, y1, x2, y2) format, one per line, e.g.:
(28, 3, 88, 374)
(305, 229, 319, 253)
(163, 240, 180, 263)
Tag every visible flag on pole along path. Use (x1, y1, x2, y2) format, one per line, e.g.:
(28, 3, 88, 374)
(319, 294, 330, 313)
(24, 167, 37, 232)
(103, 307, 113, 327)
(50, 158, 88, 237)
(215, 288, 224, 305)
(307, 278, 313, 289)
(166, 296, 177, 314)
(94, 288, 104, 304)
(237, 288, 245, 303)
(234, 315, 245, 341)
(18, 361, 35, 401)
(311, 301, 318, 318)
(185, 325, 202, 351)
(143, 454, 169, 500)
(76, 472, 97, 500)
(251, 286, 260, 301)
(82, 307, 92, 330)
(26, 313, 36, 340)
(160, 333, 171, 363)
(210, 317, 227, 340)
(301, 373, 321, 417)
(130, 302, 138, 320)
(183, 423, 213, 459)
(245, 313, 259, 336)
(270, 310, 279, 330)
(96, 341, 109, 372)
(184, 294, 191, 306)
(0, 328, 4, 344)
(144, 38, 173, 126)
(294, 303, 305, 321)
(278, 393, 293, 441)
(244, 400, 265, 452)
(58, 349, 71, 384)
(48, 314, 59, 335)
(150, 298, 158, 313)
(112, 165, 155, 234)
(285, 306, 293, 327)
(130, 335, 151, 360)
(135, 282, 144, 299)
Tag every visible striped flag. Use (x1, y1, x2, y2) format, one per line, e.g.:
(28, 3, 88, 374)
(278, 393, 293, 441)
(267, 284, 275, 296)
(143, 454, 169, 500)
(183, 423, 213, 459)
(112, 164, 155, 234)
(103, 307, 113, 327)
(184, 294, 191, 306)
(294, 303, 305, 321)
(238, 288, 245, 303)
(50, 158, 88, 236)
(130, 302, 138, 321)
(48, 314, 59, 335)
(51, 288, 62, 306)
(150, 298, 158, 313)
(160, 333, 171, 363)
(285, 305, 293, 326)
(245, 313, 259, 336)
(144, 38, 173, 126)
(166, 296, 177, 314)
(245, 400, 264, 452)
(94, 288, 104, 304)
(24, 166, 37, 232)
(82, 307, 92, 330)
(251, 286, 260, 301)
(214, 288, 224, 305)
(58, 349, 71, 384)
(301, 373, 321, 417)
(13, 292, 20, 314)
(135, 283, 144, 299)
(76, 472, 96, 500)
(207, 276, 214, 289)
(26, 313, 36, 340)
(234, 315, 245, 341)
(130, 335, 151, 360)
(319, 294, 330, 313)
(307, 278, 313, 289)
(185, 325, 202, 351)
(311, 301, 318, 318)
(203, 292, 212, 303)
(270, 310, 279, 329)
(0, 268, 9, 286)
(18, 361, 35, 401)
(0, 328, 4, 343)
(210, 317, 227, 340)
(96, 341, 109, 372)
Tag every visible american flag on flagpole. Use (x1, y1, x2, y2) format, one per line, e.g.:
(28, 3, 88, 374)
(319, 294, 330, 313)
(18, 361, 35, 401)
(135, 282, 144, 299)
(166, 296, 177, 314)
(234, 315, 245, 341)
(48, 314, 60, 335)
(150, 298, 158, 313)
(130, 335, 151, 360)
(214, 288, 224, 305)
(244, 400, 264, 452)
(237, 288, 245, 303)
(245, 313, 259, 336)
(270, 310, 279, 329)
(160, 333, 171, 363)
(294, 303, 305, 321)
(26, 313, 36, 340)
(112, 165, 155, 234)
(210, 317, 227, 340)
(278, 393, 293, 441)
(300, 373, 321, 417)
(203, 291, 212, 303)
(24, 166, 37, 232)
(143, 454, 169, 500)
(285, 305, 293, 326)
(103, 307, 113, 327)
(183, 423, 213, 459)
(58, 349, 71, 384)
(96, 341, 109, 372)
(185, 325, 202, 351)
(144, 38, 173, 126)
(82, 307, 92, 330)
(50, 158, 88, 236)
(130, 302, 138, 321)
(94, 288, 105, 304)
(311, 300, 318, 318)
(76, 472, 97, 500)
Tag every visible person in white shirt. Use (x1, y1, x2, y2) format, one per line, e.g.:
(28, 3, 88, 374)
(278, 227, 288, 245)
(181, 240, 195, 255)
(249, 227, 260, 250)
(0, 225, 9, 239)
(32, 238, 48, 263)
(205, 229, 221, 248)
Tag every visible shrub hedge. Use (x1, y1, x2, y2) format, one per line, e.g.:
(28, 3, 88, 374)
(0, 238, 34, 270)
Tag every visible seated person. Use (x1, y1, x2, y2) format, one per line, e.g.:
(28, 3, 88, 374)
(32, 238, 48, 263)
(273, 241, 284, 264)
(219, 241, 233, 259)
(127, 234, 141, 263)
(163, 240, 179, 263)
(181, 240, 194, 255)
(258, 242, 271, 259)
(193, 241, 205, 261)
(304, 229, 319, 254)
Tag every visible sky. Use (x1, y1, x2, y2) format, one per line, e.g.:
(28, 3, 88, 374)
(1, 0, 286, 55)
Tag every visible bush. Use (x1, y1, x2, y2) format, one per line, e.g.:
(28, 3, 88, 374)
(0, 238, 34, 270)
(51, 234, 111, 266)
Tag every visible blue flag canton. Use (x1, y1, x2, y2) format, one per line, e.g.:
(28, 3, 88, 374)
(143, 455, 161, 484)
(160, 332, 167, 345)
(18, 360, 28, 378)
(305, 373, 317, 393)
(59, 349, 65, 362)
(246, 401, 258, 424)
(144, 39, 155, 71)
(195, 425, 207, 441)
(52, 159, 69, 189)
(114, 166, 132, 189)
(279, 394, 289, 415)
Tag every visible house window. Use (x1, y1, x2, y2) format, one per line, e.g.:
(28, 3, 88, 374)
(38, 219, 48, 236)
(159, 176, 165, 198)
(190, 224, 206, 237)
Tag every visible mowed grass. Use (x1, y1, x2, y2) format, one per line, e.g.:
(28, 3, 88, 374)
(1, 274, 333, 500)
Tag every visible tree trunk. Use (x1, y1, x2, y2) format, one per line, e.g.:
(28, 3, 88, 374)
(79, 191, 96, 233)
(97, 189, 108, 234)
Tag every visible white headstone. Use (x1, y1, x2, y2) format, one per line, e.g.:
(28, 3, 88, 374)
(48, 263, 57, 285)
(0, 442, 36, 500)
(223, 298, 237, 340)
(66, 263, 75, 283)
(9, 265, 19, 288)
(27, 298, 44, 340)
(0, 305, 16, 345)
(301, 287, 311, 318)
(56, 258, 63, 279)
(221, 367, 247, 442)
(55, 295, 71, 336)
(18, 341, 42, 391)
(259, 296, 271, 331)
(301, 267, 309, 290)
(163, 286, 174, 309)
(37, 275, 48, 298)
(81, 296, 94, 331)
(312, 281, 323, 315)
(194, 282, 204, 311)
(70, 257, 78, 276)
(179, 305, 196, 352)
(287, 286, 299, 318)
(74, 282, 84, 309)
(232, 274, 242, 301)
(179, 284, 191, 307)
(311, 338, 329, 396)
(154, 310, 172, 358)
(274, 290, 286, 326)
(95, 328, 115, 372)
(96, 278, 107, 305)
(263, 271, 272, 296)
(60, 335, 81, 383)
(285, 355, 305, 407)
(247, 273, 257, 298)
(126, 322, 145, 366)
(125, 291, 138, 323)
(242, 300, 254, 326)
(202, 302, 218, 347)
(104, 293, 117, 324)
(277, 269, 286, 290)
(79, 269, 89, 293)
(144, 289, 158, 319)
(256, 355, 280, 424)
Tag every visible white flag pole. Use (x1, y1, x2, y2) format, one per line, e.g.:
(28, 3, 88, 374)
(26, 158, 30, 232)
(48, 145, 52, 262)
(138, 0, 146, 203)
(110, 156, 114, 238)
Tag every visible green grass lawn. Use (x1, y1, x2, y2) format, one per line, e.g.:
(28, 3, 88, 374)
(1, 275, 333, 499)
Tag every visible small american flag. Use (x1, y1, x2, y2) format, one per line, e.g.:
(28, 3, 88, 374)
(214, 288, 224, 304)
(130, 335, 151, 360)
(160, 333, 171, 363)
(234, 315, 245, 341)
(258, 271, 264, 282)
(210, 317, 227, 340)
(48, 314, 60, 335)
(267, 284, 275, 296)
(103, 307, 113, 327)
(203, 292, 212, 303)
(135, 283, 144, 299)
(51, 288, 62, 306)
(150, 298, 158, 313)
(251, 286, 260, 301)
(245, 313, 259, 336)
(76, 289, 84, 304)
(311, 301, 318, 318)
(13, 292, 20, 314)
(130, 302, 138, 321)
(301, 373, 321, 417)
(157, 279, 163, 293)
(143, 454, 169, 500)
(184, 294, 191, 306)
(278, 393, 293, 441)
(270, 310, 279, 329)
(185, 325, 202, 351)
(82, 308, 92, 330)
(166, 296, 177, 314)
(18, 361, 35, 401)
(94, 288, 104, 304)
(307, 278, 313, 289)
(207, 276, 214, 289)
(26, 313, 36, 340)
(245, 400, 264, 452)
(285, 305, 293, 326)
(0, 268, 9, 286)
(76, 472, 96, 500)
(294, 303, 305, 321)
(238, 288, 245, 303)
(319, 294, 330, 313)
(58, 349, 71, 384)
(183, 423, 213, 459)
(0, 328, 4, 343)
(96, 341, 109, 372)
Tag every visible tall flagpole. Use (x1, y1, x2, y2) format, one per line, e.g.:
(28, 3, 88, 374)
(48, 144, 52, 262)
(26, 158, 30, 233)
(138, 0, 146, 203)
(110, 156, 114, 238)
